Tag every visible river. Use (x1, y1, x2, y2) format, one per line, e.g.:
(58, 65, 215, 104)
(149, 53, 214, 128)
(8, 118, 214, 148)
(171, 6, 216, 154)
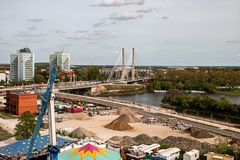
(110, 93, 240, 107)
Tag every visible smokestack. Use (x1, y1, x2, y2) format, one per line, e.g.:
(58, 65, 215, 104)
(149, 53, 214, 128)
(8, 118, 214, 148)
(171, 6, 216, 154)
(132, 48, 135, 80)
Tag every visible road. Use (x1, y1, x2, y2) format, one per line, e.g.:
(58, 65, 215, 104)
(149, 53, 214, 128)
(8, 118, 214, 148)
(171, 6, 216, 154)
(134, 108, 240, 138)
(56, 92, 240, 139)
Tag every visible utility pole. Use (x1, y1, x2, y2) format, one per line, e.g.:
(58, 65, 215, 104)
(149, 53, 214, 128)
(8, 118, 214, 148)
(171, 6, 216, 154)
(132, 48, 135, 80)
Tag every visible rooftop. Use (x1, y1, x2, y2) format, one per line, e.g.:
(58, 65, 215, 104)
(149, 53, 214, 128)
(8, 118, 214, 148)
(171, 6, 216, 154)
(185, 149, 199, 156)
(59, 142, 121, 160)
(131, 143, 160, 154)
(158, 147, 180, 157)
(8, 90, 36, 96)
(19, 47, 31, 53)
(0, 135, 72, 157)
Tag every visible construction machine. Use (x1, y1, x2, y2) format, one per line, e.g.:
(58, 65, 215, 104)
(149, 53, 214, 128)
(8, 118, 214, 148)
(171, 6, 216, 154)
(26, 67, 59, 160)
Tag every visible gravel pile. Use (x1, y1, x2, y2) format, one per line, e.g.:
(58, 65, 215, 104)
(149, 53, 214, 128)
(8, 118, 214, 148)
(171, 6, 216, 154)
(108, 134, 161, 148)
(133, 134, 154, 144)
(161, 136, 213, 153)
(120, 136, 138, 147)
(109, 136, 123, 141)
(189, 127, 214, 139)
(151, 136, 162, 143)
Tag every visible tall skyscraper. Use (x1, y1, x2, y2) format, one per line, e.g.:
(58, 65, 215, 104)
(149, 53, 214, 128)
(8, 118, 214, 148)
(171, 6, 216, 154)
(10, 48, 35, 82)
(49, 51, 70, 72)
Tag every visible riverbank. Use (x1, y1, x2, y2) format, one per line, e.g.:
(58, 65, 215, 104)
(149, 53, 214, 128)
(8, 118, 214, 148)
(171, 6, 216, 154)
(97, 84, 147, 96)
(215, 90, 240, 96)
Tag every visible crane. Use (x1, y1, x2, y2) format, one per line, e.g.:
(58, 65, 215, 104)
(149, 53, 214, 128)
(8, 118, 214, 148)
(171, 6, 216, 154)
(26, 67, 59, 160)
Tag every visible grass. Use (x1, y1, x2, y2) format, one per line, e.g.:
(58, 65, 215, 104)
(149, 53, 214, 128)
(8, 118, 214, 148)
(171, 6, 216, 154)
(99, 85, 147, 96)
(103, 84, 142, 90)
(0, 110, 17, 119)
(215, 89, 240, 96)
(0, 126, 13, 141)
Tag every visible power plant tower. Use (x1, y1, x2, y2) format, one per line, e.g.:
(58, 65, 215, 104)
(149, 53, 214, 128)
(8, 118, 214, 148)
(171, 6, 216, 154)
(121, 48, 125, 80)
(132, 48, 135, 80)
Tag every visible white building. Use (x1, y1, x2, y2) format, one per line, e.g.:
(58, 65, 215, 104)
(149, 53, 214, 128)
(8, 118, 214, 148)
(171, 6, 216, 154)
(10, 48, 34, 82)
(0, 73, 6, 83)
(158, 147, 181, 160)
(49, 51, 70, 72)
(183, 149, 199, 160)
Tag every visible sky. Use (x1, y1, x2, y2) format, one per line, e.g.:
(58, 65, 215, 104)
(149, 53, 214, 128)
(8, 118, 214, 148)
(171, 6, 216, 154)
(0, 0, 240, 66)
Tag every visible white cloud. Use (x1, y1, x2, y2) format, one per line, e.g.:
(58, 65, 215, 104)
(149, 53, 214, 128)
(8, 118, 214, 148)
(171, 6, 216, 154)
(92, 0, 145, 7)
(109, 12, 144, 20)
(136, 7, 155, 13)
(92, 21, 107, 28)
(28, 26, 37, 30)
(67, 30, 114, 41)
(162, 16, 168, 20)
(26, 18, 43, 23)
(226, 40, 240, 44)
(55, 30, 67, 34)
(15, 31, 45, 38)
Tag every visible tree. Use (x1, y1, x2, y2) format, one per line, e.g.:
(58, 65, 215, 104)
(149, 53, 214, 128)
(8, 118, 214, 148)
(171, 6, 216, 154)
(214, 138, 234, 155)
(34, 74, 46, 84)
(14, 111, 37, 140)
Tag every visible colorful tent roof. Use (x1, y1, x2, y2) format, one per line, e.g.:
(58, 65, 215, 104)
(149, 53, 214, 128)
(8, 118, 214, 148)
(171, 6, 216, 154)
(59, 143, 121, 160)
(0, 135, 72, 157)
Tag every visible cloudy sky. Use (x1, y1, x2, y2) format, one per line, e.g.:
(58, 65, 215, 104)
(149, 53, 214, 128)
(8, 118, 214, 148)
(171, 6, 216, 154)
(0, 0, 240, 66)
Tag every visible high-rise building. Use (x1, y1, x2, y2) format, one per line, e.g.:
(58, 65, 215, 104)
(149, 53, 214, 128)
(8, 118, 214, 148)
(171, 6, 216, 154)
(10, 48, 35, 82)
(49, 51, 70, 72)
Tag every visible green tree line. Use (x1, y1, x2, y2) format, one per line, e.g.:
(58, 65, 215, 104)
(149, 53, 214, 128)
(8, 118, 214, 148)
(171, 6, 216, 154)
(150, 69, 240, 93)
(148, 81, 215, 93)
(74, 67, 107, 81)
(162, 94, 240, 119)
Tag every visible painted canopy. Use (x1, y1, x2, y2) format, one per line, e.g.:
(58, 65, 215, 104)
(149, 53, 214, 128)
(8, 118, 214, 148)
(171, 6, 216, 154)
(59, 143, 121, 160)
(0, 135, 71, 157)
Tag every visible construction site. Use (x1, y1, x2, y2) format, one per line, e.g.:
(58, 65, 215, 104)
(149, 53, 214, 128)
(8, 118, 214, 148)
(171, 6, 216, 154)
(0, 49, 239, 160)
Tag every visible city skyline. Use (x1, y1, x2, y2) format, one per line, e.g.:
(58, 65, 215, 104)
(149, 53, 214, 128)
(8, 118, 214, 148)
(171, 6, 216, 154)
(0, 0, 240, 66)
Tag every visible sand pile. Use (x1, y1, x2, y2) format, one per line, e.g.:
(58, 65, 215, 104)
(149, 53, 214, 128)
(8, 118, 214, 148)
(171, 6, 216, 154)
(104, 113, 139, 131)
(116, 107, 135, 115)
(71, 113, 90, 120)
(133, 134, 154, 144)
(70, 127, 95, 138)
(190, 127, 214, 139)
(115, 114, 140, 123)
(104, 119, 133, 131)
